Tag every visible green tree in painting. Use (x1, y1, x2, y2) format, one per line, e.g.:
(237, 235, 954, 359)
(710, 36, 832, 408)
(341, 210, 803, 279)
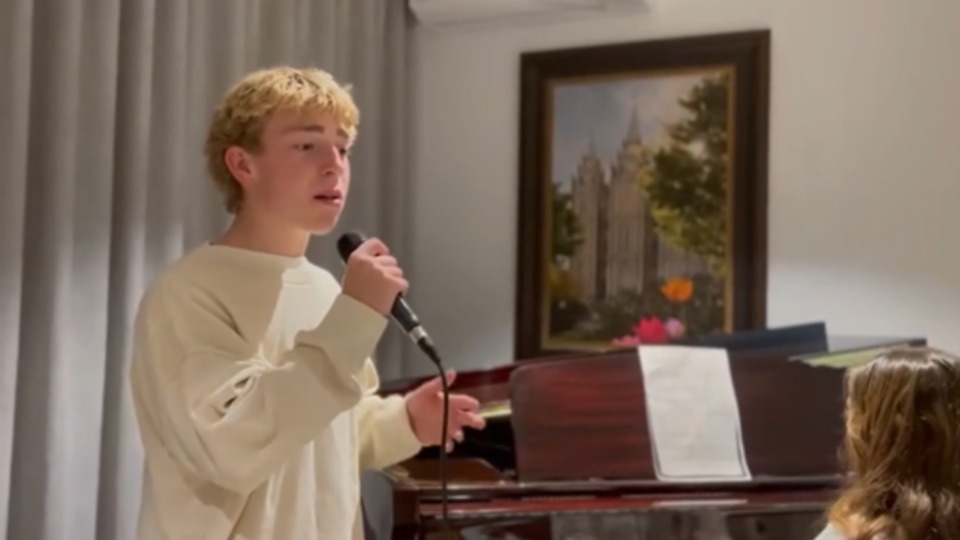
(640, 72, 731, 273)
(551, 188, 584, 259)
(549, 185, 588, 334)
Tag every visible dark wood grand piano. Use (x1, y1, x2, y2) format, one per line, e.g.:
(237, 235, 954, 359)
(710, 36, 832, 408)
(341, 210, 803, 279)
(362, 323, 925, 539)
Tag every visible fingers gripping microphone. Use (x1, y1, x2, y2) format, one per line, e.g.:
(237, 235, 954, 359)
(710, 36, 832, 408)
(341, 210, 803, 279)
(335, 231, 441, 366)
(336, 230, 453, 530)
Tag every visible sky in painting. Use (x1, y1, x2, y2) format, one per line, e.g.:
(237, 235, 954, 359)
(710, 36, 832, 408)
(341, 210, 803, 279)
(550, 68, 726, 191)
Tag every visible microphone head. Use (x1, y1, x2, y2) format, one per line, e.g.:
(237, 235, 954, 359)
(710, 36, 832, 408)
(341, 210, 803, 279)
(336, 230, 367, 262)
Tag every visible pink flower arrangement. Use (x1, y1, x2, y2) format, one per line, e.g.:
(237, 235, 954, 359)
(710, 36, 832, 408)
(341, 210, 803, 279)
(610, 276, 693, 348)
(612, 316, 685, 347)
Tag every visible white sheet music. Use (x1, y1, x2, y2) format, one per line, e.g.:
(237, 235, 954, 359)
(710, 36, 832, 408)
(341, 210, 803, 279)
(638, 345, 752, 482)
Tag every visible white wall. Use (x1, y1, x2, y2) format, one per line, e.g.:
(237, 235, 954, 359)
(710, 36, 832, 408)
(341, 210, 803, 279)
(407, 0, 960, 375)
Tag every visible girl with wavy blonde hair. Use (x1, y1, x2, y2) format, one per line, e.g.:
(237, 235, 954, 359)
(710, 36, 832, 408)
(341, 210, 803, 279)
(817, 346, 960, 540)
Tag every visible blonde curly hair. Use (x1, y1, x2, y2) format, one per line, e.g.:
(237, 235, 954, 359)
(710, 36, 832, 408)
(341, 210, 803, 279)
(204, 66, 360, 213)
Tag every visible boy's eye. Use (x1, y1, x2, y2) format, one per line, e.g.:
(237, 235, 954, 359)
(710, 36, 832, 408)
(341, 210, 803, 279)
(296, 143, 315, 151)
(338, 147, 350, 158)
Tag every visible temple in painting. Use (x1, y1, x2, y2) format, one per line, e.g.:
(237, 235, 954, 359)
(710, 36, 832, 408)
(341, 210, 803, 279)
(567, 107, 708, 306)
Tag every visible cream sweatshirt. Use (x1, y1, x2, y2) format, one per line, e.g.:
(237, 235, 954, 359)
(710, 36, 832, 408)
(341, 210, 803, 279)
(129, 244, 422, 540)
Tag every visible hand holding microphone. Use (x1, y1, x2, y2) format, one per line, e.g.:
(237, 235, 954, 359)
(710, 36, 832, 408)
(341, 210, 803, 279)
(340, 236, 409, 317)
(337, 231, 434, 355)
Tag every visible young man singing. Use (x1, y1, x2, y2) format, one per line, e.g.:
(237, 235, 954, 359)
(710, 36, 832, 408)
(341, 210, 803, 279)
(129, 67, 485, 540)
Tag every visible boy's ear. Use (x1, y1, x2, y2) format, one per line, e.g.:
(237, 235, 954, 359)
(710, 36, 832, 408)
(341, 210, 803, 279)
(224, 146, 256, 188)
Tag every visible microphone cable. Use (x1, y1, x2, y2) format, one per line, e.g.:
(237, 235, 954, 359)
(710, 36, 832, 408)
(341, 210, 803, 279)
(416, 339, 452, 533)
(333, 231, 452, 532)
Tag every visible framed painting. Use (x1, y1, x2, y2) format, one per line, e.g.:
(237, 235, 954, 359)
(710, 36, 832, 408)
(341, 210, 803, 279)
(514, 30, 770, 360)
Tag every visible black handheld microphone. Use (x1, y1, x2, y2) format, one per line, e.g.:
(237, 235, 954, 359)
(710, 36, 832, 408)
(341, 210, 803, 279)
(335, 230, 452, 529)
(335, 231, 440, 366)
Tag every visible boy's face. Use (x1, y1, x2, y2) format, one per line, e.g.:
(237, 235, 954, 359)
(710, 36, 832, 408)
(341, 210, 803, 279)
(229, 108, 353, 235)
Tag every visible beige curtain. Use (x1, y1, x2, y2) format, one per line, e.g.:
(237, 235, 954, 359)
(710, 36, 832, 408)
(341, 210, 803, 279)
(0, 0, 414, 538)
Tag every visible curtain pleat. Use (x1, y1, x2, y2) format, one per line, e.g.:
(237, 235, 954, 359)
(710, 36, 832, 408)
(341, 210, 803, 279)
(0, 0, 35, 535)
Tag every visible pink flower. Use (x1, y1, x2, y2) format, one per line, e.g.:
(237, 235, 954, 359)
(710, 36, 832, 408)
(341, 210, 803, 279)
(664, 318, 685, 339)
(633, 317, 669, 344)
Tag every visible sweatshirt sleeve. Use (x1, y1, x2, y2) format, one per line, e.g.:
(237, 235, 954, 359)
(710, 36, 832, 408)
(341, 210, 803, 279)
(131, 279, 387, 494)
(354, 360, 423, 470)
